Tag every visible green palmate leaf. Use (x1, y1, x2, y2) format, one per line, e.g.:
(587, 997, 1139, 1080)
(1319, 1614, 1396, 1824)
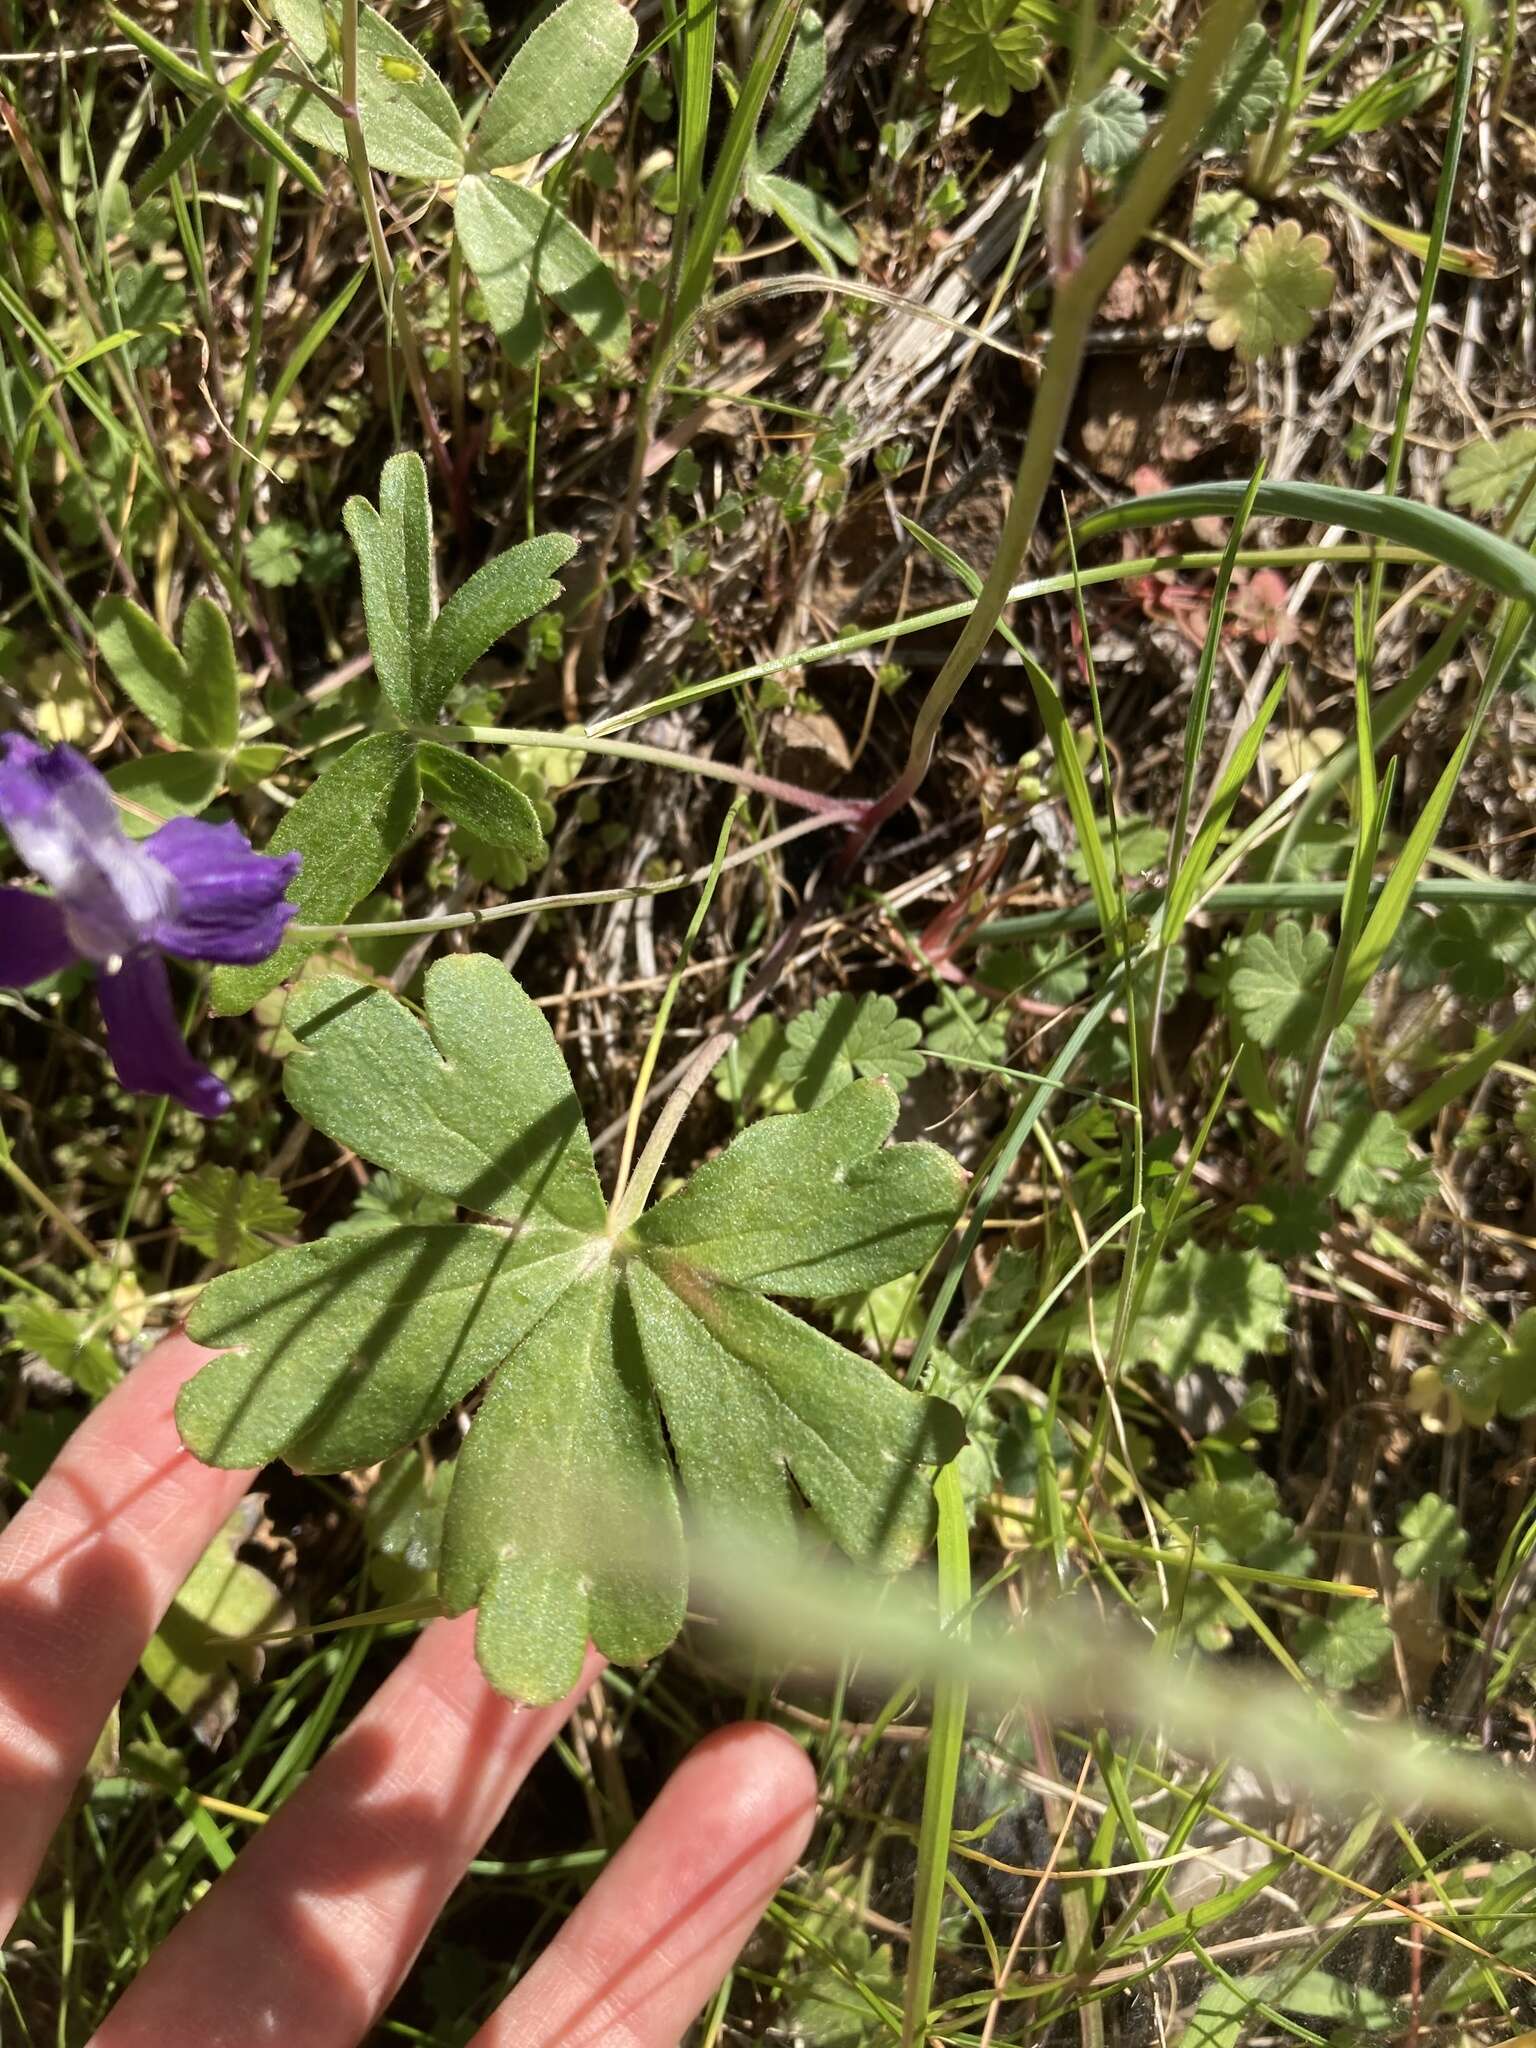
(140, 1498, 291, 1745)
(756, 6, 827, 172)
(4, 1296, 120, 1400)
(1052, 1242, 1288, 1377)
(210, 731, 421, 1014)
(472, 0, 637, 171)
(925, 0, 1045, 116)
(95, 593, 239, 752)
(1445, 428, 1536, 536)
(1195, 221, 1335, 363)
(780, 993, 926, 1109)
(1048, 83, 1147, 175)
(1296, 1600, 1395, 1690)
(1226, 922, 1332, 1056)
(1198, 21, 1287, 154)
(423, 532, 578, 707)
(1190, 188, 1258, 262)
(180, 957, 964, 1702)
(273, 0, 464, 179)
(170, 1164, 300, 1268)
(455, 173, 629, 364)
(787, 1921, 900, 2046)
(1306, 1108, 1435, 1220)
(921, 988, 1006, 1064)
(416, 741, 546, 859)
(1394, 1491, 1469, 1582)
(712, 1012, 795, 1115)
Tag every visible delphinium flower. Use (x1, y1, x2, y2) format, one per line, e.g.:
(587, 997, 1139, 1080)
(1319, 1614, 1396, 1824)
(0, 735, 301, 1116)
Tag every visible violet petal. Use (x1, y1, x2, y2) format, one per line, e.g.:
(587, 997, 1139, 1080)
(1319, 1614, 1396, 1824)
(0, 887, 78, 987)
(96, 951, 231, 1117)
(0, 732, 174, 961)
(143, 816, 302, 966)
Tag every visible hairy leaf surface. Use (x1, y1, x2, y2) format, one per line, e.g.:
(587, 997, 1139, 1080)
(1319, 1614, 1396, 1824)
(181, 957, 964, 1700)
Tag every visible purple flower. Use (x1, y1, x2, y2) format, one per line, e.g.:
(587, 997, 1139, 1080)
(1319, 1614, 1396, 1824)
(0, 735, 301, 1116)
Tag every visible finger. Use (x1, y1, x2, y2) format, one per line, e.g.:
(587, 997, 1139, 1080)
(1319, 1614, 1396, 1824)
(472, 1722, 817, 2048)
(0, 1333, 254, 1940)
(91, 1613, 601, 2048)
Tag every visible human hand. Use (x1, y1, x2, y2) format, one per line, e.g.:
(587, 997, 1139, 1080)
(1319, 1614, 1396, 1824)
(0, 1334, 817, 2045)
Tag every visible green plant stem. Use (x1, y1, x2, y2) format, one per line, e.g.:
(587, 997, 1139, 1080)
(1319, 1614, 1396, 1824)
(424, 723, 860, 817)
(585, 545, 1426, 735)
(0, 1130, 97, 1263)
(1361, 5, 1481, 667)
(974, 876, 1536, 941)
(609, 797, 744, 1228)
(846, 0, 1251, 855)
(291, 810, 830, 936)
(338, 0, 455, 507)
(900, 1462, 971, 2048)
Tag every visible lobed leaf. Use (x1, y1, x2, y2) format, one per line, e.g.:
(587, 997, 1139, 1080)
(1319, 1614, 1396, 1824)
(422, 532, 578, 709)
(632, 1079, 964, 1298)
(416, 741, 546, 859)
(209, 731, 422, 1014)
(281, 957, 606, 1228)
(95, 593, 238, 753)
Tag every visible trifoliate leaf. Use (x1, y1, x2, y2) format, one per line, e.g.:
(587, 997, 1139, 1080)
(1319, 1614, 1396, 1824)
(1296, 1600, 1394, 1690)
(1394, 1491, 1469, 1582)
(1049, 1242, 1288, 1377)
(921, 987, 1007, 1065)
(1195, 222, 1335, 364)
(3, 1297, 120, 1399)
(179, 956, 965, 1703)
(1444, 428, 1536, 528)
(1190, 189, 1259, 263)
(925, 0, 1046, 117)
(1048, 83, 1147, 175)
(1198, 23, 1287, 154)
(780, 993, 925, 1109)
(170, 1165, 301, 1268)
(1307, 1109, 1435, 1220)
(273, 0, 465, 179)
(712, 1013, 796, 1116)
(140, 1497, 291, 1745)
(471, 0, 636, 171)
(1226, 922, 1331, 1056)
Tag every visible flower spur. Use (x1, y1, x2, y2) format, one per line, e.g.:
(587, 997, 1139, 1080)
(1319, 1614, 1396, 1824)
(0, 735, 301, 1116)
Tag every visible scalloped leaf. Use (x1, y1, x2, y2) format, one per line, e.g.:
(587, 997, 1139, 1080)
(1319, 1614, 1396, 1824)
(1195, 221, 1335, 363)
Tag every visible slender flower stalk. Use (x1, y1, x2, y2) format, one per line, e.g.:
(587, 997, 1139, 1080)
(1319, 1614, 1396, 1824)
(0, 736, 300, 1115)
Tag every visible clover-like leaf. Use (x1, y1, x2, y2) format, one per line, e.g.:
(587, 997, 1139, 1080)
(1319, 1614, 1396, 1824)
(456, 173, 629, 365)
(780, 993, 925, 1109)
(179, 957, 964, 1702)
(274, 0, 464, 180)
(1195, 221, 1335, 364)
(471, 0, 636, 171)
(95, 594, 239, 754)
(925, 0, 1045, 117)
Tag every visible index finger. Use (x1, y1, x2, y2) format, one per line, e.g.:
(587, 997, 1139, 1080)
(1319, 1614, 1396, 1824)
(0, 1333, 255, 1938)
